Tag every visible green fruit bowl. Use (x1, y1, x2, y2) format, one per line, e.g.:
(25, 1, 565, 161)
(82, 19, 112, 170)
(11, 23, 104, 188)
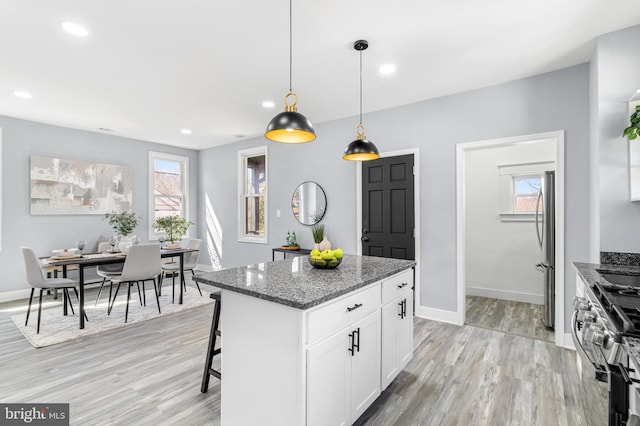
(308, 256, 343, 269)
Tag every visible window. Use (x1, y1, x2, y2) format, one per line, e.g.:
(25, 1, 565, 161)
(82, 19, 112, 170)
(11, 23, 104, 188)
(149, 152, 189, 237)
(513, 175, 542, 213)
(498, 161, 553, 222)
(238, 146, 267, 243)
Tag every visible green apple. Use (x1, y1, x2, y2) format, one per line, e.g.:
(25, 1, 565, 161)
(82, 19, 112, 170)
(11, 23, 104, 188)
(333, 248, 344, 259)
(311, 248, 321, 257)
(314, 258, 327, 267)
(328, 258, 339, 267)
(321, 249, 334, 260)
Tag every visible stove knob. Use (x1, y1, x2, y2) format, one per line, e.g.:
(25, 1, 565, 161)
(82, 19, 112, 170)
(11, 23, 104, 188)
(593, 329, 608, 347)
(573, 296, 588, 310)
(577, 310, 596, 323)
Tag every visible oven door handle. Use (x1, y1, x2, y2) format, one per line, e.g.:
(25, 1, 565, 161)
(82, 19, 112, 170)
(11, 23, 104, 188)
(571, 311, 608, 383)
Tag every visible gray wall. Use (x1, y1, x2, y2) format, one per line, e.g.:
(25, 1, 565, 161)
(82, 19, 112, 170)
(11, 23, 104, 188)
(199, 63, 590, 329)
(594, 25, 640, 252)
(0, 116, 199, 294)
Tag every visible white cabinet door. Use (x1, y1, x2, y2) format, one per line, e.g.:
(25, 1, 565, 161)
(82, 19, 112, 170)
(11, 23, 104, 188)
(307, 328, 350, 426)
(381, 290, 413, 390)
(350, 310, 381, 421)
(380, 299, 400, 389)
(397, 293, 413, 369)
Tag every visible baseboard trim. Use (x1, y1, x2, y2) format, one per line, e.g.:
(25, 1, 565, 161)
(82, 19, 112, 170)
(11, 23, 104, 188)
(563, 333, 575, 351)
(415, 306, 460, 325)
(466, 286, 543, 305)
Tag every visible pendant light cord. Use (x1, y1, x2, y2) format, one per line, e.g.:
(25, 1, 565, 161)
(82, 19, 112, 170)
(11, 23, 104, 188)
(359, 49, 363, 126)
(289, 0, 293, 92)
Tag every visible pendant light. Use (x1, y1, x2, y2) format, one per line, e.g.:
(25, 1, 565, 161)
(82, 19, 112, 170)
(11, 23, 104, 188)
(265, 0, 316, 144)
(343, 40, 380, 161)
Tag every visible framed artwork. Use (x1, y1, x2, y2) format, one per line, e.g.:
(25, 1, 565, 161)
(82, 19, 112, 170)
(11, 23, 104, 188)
(30, 156, 133, 215)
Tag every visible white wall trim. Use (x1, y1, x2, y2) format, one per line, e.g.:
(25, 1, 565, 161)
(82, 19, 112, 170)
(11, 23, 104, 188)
(456, 131, 566, 348)
(415, 306, 459, 325)
(563, 334, 575, 351)
(466, 287, 543, 305)
(355, 148, 422, 314)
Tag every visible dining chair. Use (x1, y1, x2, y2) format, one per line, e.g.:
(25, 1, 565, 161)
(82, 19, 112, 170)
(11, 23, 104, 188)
(107, 244, 162, 323)
(160, 238, 203, 302)
(94, 241, 125, 306)
(21, 246, 85, 334)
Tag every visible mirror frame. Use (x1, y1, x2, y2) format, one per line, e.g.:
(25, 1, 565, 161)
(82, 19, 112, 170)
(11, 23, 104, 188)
(291, 181, 327, 226)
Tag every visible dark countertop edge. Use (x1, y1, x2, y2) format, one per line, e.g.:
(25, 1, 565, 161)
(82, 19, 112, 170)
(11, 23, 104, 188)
(573, 261, 640, 292)
(193, 261, 416, 310)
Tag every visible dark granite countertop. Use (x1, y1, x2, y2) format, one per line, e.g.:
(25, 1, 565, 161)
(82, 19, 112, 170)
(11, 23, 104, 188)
(573, 262, 640, 288)
(193, 254, 416, 310)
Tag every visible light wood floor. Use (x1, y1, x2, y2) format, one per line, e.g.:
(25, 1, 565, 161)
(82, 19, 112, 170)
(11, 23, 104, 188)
(0, 288, 605, 425)
(465, 295, 555, 343)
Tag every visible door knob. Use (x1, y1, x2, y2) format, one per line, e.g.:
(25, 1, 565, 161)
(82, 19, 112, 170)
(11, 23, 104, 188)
(361, 236, 369, 242)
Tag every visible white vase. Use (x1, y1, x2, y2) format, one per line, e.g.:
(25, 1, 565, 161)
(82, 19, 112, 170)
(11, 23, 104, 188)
(118, 235, 134, 253)
(314, 243, 321, 251)
(318, 236, 332, 252)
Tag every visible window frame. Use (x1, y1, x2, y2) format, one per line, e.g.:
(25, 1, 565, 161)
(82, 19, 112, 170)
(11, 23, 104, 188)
(237, 145, 268, 244)
(148, 151, 190, 239)
(512, 174, 542, 214)
(498, 161, 553, 222)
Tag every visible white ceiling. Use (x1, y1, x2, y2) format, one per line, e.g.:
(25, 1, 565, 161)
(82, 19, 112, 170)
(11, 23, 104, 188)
(1, 1, 639, 150)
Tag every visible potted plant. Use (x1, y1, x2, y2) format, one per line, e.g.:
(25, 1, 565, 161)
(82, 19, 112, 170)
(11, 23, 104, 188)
(104, 211, 141, 237)
(153, 215, 194, 243)
(311, 224, 331, 251)
(623, 104, 640, 140)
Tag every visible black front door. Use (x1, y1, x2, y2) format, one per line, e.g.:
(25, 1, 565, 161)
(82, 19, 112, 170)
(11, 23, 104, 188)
(361, 154, 415, 260)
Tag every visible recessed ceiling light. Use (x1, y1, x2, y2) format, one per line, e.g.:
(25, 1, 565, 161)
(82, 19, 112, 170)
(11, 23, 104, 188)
(14, 91, 32, 99)
(180, 129, 192, 135)
(378, 64, 397, 75)
(62, 22, 88, 37)
(262, 101, 275, 109)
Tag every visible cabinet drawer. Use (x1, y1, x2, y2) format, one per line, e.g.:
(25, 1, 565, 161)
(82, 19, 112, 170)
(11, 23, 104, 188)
(307, 283, 380, 344)
(381, 269, 413, 305)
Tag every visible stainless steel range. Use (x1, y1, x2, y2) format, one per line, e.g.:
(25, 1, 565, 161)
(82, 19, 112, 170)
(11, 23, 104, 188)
(573, 267, 640, 425)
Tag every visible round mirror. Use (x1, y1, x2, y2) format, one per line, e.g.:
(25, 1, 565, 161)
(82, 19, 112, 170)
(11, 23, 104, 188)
(291, 182, 327, 225)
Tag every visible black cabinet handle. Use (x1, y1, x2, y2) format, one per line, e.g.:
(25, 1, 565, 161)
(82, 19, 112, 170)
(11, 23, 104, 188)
(347, 303, 363, 312)
(397, 282, 408, 289)
(402, 299, 407, 318)
(398, 300, 404, 318)
(348, 331, 355, 356)
(353, 328, 360, 353)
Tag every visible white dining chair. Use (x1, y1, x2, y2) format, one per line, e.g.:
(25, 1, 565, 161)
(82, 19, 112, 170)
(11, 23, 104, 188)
(21, 246, 84, 334)
(107, 244, 162, 323)
(160, 238, 203, 302)
(95, 241, 125, 306)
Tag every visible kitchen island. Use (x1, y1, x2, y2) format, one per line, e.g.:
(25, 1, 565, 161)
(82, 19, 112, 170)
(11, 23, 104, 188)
(193, 254, 416, 426)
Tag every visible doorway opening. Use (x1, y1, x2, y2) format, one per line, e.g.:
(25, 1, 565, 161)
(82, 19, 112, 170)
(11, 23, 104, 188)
(456, 131, 565, 347)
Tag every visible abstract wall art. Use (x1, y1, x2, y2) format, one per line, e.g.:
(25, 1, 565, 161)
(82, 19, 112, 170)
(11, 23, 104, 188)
(30, 156, 133, 215)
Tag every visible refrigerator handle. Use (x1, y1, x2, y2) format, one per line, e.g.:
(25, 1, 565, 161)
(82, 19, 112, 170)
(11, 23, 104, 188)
(535, 189, 543, 250)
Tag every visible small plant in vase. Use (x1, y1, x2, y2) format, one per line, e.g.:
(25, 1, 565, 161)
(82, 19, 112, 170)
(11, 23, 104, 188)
(104, 211, 141, 237)
(104, 210, 142, 252)
(153, 215, 194, 245)
(311, 224, 331, 252)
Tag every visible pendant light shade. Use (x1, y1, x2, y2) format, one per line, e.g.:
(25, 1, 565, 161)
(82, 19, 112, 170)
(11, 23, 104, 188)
(265, 0, 316, 144)
(265, 91, 315, 143)
(343, 40, 379, 161)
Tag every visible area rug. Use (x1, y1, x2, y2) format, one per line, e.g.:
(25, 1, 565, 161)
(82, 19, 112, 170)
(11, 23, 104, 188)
(11, 285, 214, 348)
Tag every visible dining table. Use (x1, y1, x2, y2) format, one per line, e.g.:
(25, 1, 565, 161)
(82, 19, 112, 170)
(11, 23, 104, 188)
(42, 247, 198, 329)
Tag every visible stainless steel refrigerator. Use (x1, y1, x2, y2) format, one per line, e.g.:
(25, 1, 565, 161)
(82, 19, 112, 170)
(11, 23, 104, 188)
(535, 171, 555, 329)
